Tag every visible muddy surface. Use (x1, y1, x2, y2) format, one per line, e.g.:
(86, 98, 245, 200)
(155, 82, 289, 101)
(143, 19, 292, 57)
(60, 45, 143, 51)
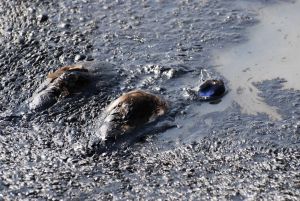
(0, 0, 299, 200)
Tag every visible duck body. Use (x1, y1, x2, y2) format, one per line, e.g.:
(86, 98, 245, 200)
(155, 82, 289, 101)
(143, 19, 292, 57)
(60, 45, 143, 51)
(29, 61, 116, 111)
(94, 90, 168, 143)
(29, 65, 90, 111)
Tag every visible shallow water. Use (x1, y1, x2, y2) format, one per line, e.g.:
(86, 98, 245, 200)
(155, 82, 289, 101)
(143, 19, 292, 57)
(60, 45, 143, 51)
(213, 0, 300, 120)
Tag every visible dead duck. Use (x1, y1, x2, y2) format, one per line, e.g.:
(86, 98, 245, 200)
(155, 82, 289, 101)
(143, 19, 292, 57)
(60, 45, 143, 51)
(29, 61, 117, 111)
(29, 64, 90, 111)
(93, 90, 168, 143)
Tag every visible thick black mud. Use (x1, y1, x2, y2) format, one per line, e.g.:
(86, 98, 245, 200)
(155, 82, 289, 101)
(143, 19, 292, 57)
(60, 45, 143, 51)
(0, 0, 299, 200)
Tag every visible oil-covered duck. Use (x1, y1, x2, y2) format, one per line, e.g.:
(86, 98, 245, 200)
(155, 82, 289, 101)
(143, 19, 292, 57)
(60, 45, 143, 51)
(92, 90, 168, 145)
(28, 61, 117, 111)
(185, 79, 226, 102)
(198, 79, 225, 101)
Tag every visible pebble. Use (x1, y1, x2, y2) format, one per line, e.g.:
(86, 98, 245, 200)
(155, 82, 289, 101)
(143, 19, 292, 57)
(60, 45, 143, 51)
(37, 13, 49, 23)
(74, 54, 86, 62)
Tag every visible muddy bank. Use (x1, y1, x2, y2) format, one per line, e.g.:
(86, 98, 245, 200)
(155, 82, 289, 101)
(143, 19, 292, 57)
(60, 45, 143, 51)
(0, 0, 299, 200)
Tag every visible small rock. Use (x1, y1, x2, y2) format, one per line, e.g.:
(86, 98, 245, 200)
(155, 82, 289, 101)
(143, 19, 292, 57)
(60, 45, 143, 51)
(37, 13, 48, 23)
(17, 37, 25, 45)
(59, 23, 71, 29)
(74, 54, 86, 62)
(294, 122, 300, 134)
(86, 55, 94, 61)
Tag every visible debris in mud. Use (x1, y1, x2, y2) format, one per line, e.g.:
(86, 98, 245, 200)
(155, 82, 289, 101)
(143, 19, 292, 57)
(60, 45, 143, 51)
(91, 90, 168, 147)
(141, 64, 191, 79)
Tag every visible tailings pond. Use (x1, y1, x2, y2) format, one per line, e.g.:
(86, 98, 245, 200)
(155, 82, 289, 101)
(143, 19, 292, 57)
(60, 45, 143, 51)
(0, 0, 299, 200)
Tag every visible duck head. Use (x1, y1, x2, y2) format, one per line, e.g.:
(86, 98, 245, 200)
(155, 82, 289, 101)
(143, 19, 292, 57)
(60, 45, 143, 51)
(198, 79, 225, 101)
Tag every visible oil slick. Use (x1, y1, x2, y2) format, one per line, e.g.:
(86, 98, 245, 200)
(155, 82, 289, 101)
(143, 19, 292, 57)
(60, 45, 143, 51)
(213, 1, 300, 120)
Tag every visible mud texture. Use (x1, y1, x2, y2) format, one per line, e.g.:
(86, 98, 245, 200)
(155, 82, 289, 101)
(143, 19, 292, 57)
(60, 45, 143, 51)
(0, 0, 299, 200)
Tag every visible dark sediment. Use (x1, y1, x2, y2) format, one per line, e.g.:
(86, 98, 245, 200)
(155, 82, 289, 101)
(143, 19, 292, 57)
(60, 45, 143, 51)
(0, 0, 299, 200)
